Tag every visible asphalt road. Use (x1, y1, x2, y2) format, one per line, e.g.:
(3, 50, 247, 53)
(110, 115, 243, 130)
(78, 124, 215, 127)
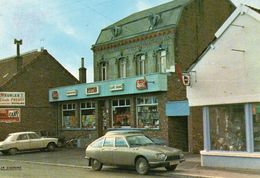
(0, 159, 183, 178)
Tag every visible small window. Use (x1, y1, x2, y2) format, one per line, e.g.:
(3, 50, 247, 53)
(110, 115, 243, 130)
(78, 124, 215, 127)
(17, 134, 28, 141)
(28, 133, 40, 139)
(115, 137, 128, 147)
(91, 137, 104, 148)
(103, 137, 114, 147)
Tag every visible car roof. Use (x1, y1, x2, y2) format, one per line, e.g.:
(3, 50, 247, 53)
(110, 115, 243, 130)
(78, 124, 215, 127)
(9, 131, 36, 135)
(105, 129, 143, 136)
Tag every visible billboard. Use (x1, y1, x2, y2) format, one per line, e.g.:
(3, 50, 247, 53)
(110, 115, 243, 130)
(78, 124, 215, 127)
(0, 92, 25, 106)
(0, 108, 21, 123)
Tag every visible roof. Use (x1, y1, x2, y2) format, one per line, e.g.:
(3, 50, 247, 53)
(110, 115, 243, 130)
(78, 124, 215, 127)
(9, 131, 36, 135)
(95, 0, 191, 45)
(0, 49, 78, 88)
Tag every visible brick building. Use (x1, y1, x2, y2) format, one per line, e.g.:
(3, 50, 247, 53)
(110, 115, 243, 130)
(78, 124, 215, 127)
(49, 0, 235, 152)
(0, 47, 79, 140)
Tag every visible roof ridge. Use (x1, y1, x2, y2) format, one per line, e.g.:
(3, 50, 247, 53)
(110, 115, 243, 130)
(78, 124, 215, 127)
(0, 49, 39, 62)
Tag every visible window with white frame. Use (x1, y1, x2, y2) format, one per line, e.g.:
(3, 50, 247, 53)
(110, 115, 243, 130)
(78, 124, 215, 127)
(253, 103, 260, 152)
(136, 96, 159, 129)
(136, 54, 146, 75)
(62, 103, 78, 129)
(157, 50, 167, 73)
(101, 62, 107, 81)
(112, 99, 130, 128)
(119, 58, 127, 78)
(80, 101, 96, 129)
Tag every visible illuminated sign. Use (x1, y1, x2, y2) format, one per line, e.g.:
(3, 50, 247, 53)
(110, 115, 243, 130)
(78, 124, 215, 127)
(0, 92, 25, 106)
(52, 91, 59, 99)
(86, 86, 100, 95)
(110, 84, 124, 92)
(0, 108, 21, 123)
(66, 90, 78, 96)
(136, 79, 147, 90)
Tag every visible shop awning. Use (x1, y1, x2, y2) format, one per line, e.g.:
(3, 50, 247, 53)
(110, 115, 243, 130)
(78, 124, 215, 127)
(165, 100, 190, 116)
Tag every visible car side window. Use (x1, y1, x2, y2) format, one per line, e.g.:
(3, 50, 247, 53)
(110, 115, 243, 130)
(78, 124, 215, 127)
(103, 137, 114, 147)
(91, 138, 104, 148)
(17, 134, 29, 141)
(115, 137, 128, 147)
(28, 133, 40, 139)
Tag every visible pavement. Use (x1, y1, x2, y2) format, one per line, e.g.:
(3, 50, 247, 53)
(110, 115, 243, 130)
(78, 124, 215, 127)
(1, 148, 260, 178)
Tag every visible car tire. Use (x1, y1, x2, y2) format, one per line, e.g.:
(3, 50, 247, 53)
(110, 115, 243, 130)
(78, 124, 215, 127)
(135, 157, 149, 175)
(8, 148, 18, 155)
(91, 158, 103, 171)
(47, 143, 56, 152)
(165, 164, 177, 171)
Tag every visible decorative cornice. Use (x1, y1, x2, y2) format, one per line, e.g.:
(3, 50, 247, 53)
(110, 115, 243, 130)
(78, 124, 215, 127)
(92, 28, 175, 52)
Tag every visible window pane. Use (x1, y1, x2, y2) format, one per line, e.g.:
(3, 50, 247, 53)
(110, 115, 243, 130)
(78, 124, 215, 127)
(81, 103, 85, 108)
(104, 137, 114, 147)
(81, 109, 95, 129)
(209, 104, 246, 151)
(253, 104, 260, 152)
(115, 137, 128, 147)
(91, 137, 104, 148)
(113, 107, 130, 127)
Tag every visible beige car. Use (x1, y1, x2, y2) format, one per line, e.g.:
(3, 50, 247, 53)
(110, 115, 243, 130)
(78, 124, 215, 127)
(0, 131, 58, 155)
(85, 131, 184, 175)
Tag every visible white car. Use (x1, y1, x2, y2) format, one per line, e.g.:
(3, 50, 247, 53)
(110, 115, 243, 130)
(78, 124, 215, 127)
(0, 131, 58, 155)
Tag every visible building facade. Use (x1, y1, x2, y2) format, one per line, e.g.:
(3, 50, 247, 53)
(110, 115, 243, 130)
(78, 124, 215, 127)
(0, 48, 79, 140)
(49, 0, 235, 152)
(186, 5, 260, 169)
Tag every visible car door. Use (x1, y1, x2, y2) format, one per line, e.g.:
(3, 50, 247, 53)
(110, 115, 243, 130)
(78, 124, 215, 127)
(15, 134, 30, 150)
(28, 133, 44, 149)
(100, 137, 114, 165)
(113, 137, 132, 166)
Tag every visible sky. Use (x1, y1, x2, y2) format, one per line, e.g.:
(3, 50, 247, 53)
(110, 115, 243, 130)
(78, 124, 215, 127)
(0, 0, 259, 82)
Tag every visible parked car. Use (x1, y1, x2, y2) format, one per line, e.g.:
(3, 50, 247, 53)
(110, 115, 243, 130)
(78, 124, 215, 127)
(0, 131, 58, 155)
(85, 131, 184, 175)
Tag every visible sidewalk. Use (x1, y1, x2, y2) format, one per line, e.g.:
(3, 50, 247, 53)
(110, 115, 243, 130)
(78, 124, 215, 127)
(1, 148, 260, 178)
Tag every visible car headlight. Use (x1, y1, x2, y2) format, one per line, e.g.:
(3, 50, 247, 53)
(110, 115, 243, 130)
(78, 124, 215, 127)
(156, 153, 167, 160)
(179, 152, 184, 159)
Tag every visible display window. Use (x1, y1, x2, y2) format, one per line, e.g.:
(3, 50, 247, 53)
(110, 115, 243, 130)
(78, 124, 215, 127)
(136, 96, 159, 129)
(62, 103, 78, 129)
(209, 104, 246, 151)
(112, 99, 130, 128)
(80, 101, 96, 129)
(253, 103, 260, 152)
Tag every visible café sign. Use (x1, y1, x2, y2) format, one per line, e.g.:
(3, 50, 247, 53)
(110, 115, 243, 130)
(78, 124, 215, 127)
(110, 84, 124, 92)
(0, 92, 25, 106)
(86, 86, 100, 95)
(0, 108, 21, 123)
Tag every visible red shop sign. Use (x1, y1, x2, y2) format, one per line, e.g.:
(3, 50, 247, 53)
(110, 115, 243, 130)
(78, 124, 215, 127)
(0, 108, 21, 123)
(52, 91, 59, 99)
(136, 79, 147, 90)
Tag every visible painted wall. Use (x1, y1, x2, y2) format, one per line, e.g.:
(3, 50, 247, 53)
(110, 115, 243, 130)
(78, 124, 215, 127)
(187, 11, 260, 106)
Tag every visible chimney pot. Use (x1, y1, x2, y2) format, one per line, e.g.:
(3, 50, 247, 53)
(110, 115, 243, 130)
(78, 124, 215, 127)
(79, 57, 87, 83)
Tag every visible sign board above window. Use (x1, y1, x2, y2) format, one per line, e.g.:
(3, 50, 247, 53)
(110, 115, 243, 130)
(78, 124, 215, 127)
(136, 79, 147, 90)
(86, 86, 100, 95)
(110, 84, 124, 92)
(66, 90, 78, 97)
(0, 92, 25, 106)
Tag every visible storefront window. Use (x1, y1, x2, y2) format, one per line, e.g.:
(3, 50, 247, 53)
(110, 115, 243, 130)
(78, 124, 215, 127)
(136, 96, 159, 129)
(209, 104, 246, 151)
(62, 103, 78, 129)
(112, 99, 130, 128)
(253, 103, 260, 152)
(81, 102, 96, 129)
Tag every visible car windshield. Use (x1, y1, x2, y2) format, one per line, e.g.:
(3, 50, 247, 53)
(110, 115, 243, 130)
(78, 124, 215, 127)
(4, 134, 15, 142)
(126, 135, 155, 147)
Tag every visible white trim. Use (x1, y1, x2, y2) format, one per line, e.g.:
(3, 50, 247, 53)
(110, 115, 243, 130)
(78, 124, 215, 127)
(201, 150, 260, 158)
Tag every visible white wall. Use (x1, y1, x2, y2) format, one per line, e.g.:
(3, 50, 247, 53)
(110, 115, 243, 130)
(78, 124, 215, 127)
(187, 11, 260, 106)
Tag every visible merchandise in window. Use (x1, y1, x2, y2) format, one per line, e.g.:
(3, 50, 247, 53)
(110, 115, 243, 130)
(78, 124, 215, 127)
(62, 103, 78, 129)
(136, 97, 159, 129)
(253, 103, 260, 152)
(112, 99, 131, 128)
(209, 104, 246, 151)
(81, 102, 96, 129)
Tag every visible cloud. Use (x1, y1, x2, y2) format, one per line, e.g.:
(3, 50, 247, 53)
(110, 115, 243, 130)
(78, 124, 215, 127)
(136, 1, 152, 11)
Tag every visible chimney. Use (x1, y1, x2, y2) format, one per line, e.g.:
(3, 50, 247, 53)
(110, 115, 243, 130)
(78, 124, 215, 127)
(79, 57, 87, 83)
(14, 39, 23, 72)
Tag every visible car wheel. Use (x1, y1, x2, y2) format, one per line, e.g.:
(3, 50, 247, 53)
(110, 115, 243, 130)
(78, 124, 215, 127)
(135, 157, 149, 175)
(165, 164, 177, 171)
(47, 143, 56, 152)
(91, 159, 103, 171)
(8, 148, 18, 155)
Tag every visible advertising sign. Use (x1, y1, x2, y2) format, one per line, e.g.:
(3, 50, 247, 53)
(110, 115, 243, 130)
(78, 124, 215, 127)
(86, 86, 100, 95)
(0, 92, 25, 106)
(136, 79, 147, 90)
(0, 108, 21, 123)
(110, 84, 124, 92)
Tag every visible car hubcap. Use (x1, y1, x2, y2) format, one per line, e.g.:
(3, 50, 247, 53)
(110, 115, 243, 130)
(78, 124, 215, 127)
(139, 162, 147, 173)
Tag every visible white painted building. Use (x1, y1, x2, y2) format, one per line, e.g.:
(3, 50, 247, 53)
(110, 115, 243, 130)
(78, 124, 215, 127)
(186, 5, 260, 169)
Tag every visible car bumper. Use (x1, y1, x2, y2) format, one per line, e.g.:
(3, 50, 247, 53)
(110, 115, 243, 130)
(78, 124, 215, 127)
(149, 158, 185, 168)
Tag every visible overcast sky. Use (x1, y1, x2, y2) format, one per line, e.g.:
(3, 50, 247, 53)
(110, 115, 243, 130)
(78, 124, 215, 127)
(0, 0, 259, 82)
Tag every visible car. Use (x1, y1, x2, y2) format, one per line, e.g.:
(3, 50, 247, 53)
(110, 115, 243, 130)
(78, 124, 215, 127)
(0, 131, 58, 155)
(85, 131, 185, 175)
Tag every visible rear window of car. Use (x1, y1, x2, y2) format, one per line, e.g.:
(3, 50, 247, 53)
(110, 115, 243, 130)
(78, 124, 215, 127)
(91, 137, 104, 148)
(103, 137, 114, 147)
